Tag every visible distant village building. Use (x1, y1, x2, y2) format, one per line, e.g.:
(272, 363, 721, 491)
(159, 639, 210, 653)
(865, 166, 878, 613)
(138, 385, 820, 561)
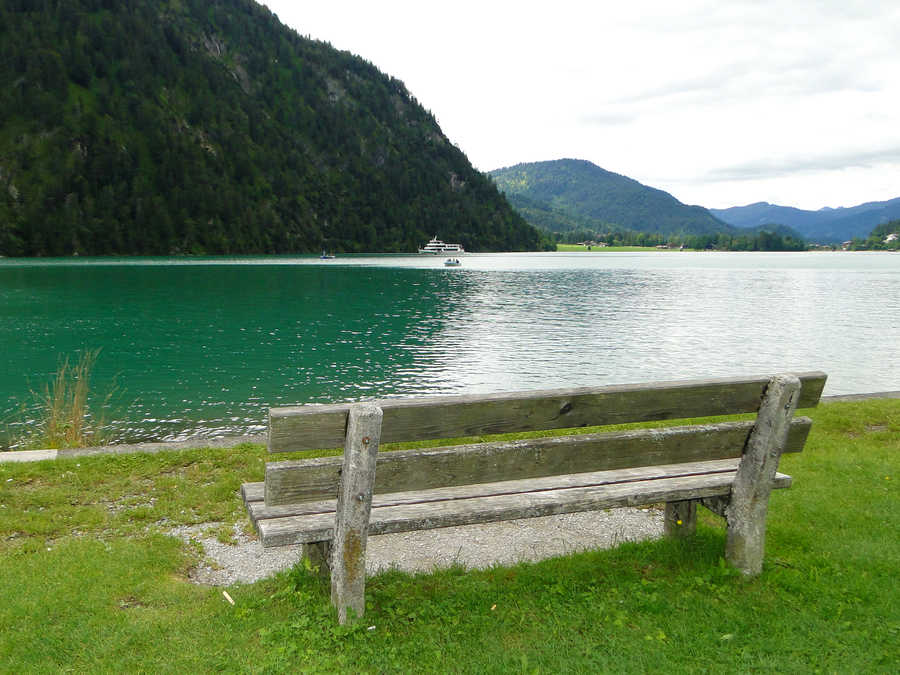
(885, 233, 899, 243)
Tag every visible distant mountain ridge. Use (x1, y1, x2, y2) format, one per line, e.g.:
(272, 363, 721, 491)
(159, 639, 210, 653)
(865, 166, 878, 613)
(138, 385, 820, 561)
(489, 159, 729, 236)
(711, 198, 900, 243)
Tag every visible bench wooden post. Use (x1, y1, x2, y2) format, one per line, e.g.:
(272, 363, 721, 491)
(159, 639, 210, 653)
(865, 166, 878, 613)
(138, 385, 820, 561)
(725, 374, 801, 576)
(664, 500, 697, 537)
(303, 541, 331, 580)
(330, 403, 383, 624)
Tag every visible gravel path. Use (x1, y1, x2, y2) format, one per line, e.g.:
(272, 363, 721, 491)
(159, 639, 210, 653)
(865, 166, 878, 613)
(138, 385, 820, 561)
(171, 507, 665, 586)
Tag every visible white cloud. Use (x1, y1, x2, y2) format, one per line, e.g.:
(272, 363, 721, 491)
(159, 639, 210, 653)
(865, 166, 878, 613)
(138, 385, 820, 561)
(705, 146, 900, 182)
(262, 0, 900, 209)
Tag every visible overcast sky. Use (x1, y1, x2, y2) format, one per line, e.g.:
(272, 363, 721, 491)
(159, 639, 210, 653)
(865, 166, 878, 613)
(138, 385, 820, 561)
(261, 0, 899, 210)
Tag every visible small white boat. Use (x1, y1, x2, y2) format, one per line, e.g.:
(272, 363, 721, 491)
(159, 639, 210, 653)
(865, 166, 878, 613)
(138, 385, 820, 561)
(418, 236, 465, 254)
(443, 258, 461, 266)
(320, 251, 336, 259)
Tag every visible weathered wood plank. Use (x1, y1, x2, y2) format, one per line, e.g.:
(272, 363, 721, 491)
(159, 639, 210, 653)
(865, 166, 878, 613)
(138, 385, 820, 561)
(257, 470, 794, 547)
(268, 372, 826, 453)
(241, 482, 263, 504)
(241, 482, 264, 526)
(725, 374, 801, 576)
(263, 417, 812, 506)
(664, 500, 697, 537)
(331, 404, 382, 624)
(264, 454, 343, 506)
(249, 498, 333, 525)
(254, 458, 744, 523)
(252, 459, 792, 544)
(247, 460, 792, 526)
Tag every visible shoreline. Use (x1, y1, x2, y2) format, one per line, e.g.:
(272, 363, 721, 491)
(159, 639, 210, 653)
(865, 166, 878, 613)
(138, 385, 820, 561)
(2, 392, 897, 464)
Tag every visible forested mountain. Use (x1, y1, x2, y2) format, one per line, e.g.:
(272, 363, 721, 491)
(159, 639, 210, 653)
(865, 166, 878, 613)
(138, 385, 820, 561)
(711, 198, 900, 243)
(0, 0, 541, 256)
(489, 159, 728, 236)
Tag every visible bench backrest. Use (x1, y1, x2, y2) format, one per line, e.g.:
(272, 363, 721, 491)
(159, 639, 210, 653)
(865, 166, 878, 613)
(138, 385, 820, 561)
(264, 372, 826, 506)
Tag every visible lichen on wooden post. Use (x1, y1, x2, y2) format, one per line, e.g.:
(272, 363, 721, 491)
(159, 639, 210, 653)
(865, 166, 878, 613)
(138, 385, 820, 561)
(725, 374, 801, 576)
(664, 500, 697, 537)
(330, 403, 382, 624)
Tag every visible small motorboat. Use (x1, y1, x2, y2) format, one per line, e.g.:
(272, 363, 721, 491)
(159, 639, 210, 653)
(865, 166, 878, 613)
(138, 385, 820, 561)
(320, 251, 336, 259)
(443, 258, 461, 266)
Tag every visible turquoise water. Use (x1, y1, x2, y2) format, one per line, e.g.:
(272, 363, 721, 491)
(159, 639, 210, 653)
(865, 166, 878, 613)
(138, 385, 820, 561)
(2, 252, 898, 445)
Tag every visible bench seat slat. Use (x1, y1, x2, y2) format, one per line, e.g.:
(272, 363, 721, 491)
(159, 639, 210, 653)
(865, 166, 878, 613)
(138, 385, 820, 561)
(268, 372, 826, 453)
(249, 460, 793, 547)
(264, 417, 812, 506)
(256, 471, 793, 548)
(241, 482, 263, 503)
(249, 458, 747, 523)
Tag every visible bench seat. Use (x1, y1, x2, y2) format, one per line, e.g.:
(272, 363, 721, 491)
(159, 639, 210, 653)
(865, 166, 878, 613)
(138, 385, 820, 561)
(241, 458, 793, 547)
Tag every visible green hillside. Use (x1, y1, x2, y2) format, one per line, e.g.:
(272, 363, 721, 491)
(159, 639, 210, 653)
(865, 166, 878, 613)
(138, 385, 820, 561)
(503, 192, 614, 234)
(490, 159, 727, 236)
(0, 0, 541, 256)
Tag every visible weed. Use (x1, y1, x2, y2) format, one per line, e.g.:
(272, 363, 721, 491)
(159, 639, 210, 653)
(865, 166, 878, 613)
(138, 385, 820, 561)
(14, 349, 116, 449)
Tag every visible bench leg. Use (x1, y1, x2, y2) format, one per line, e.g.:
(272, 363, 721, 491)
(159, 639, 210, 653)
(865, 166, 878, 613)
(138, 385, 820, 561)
(725, 374, 800, 576)
(331, 404, 382, 624)
(303, 541, 332, 580)
(664, 500, 697, 537)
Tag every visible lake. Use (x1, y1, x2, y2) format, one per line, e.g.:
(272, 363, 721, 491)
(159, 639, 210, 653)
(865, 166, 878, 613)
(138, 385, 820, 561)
(1, 251, 897, 446)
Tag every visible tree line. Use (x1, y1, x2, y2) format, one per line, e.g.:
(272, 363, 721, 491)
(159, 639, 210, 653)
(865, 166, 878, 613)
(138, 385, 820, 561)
(550, 227, 807, 251)
(841, 220, 900, 251)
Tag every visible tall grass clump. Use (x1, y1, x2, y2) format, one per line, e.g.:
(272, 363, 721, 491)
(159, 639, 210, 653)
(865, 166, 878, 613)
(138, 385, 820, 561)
(24, 348, 113, 449)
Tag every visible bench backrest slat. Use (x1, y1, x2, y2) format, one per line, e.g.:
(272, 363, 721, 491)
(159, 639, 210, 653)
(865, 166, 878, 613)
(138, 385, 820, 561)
(264, 416, 813, 506)
(268, 372, 826, 453)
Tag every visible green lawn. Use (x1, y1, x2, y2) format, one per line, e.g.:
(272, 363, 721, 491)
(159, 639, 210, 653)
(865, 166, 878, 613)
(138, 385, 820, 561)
(1, 399, 897, 672)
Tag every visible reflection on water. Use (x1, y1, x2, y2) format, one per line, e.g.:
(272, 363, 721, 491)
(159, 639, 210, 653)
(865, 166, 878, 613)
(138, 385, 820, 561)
(1, 252, 897, 445)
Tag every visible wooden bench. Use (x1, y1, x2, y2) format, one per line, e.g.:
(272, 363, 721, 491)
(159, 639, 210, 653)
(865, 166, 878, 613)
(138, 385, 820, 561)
(241, 371, 826, 623)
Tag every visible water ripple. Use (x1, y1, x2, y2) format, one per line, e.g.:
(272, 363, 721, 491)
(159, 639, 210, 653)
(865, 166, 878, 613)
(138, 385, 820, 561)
(1, 252, 897, 445)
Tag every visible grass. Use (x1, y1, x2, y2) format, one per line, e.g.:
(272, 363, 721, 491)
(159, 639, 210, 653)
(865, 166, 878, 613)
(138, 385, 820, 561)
(1, 399, 898, 672)
(7, 349, 116, 450)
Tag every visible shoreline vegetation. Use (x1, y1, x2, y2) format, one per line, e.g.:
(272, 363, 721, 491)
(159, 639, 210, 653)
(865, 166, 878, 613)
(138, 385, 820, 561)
(3, 349, 116, 452)
(0, 397, 896, 670)
(551, 234, 900, 252)
(555, 244, 900, 253)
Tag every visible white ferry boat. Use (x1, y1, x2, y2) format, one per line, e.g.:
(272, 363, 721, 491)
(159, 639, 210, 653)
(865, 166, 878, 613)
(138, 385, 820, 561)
(417, 236, 465, 254)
